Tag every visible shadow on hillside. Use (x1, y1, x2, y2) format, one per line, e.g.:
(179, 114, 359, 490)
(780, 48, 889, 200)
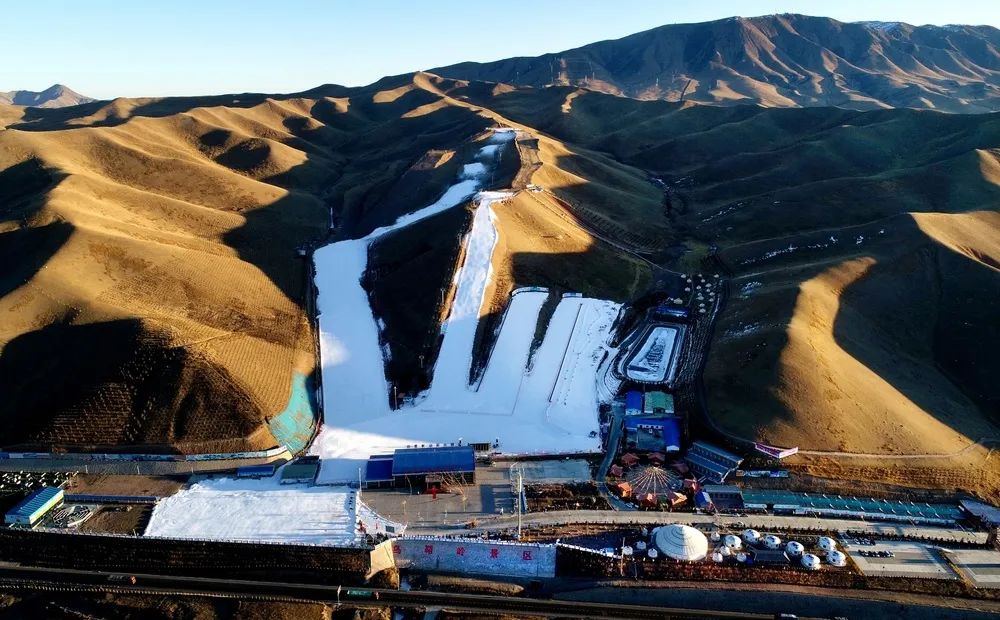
(0, 159, 73, 299)
(704, 213, 999, 451)
(0, 318, 273, 452)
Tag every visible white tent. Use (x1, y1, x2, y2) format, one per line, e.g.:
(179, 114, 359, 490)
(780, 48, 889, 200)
(742, 529, 761, 544)
(764, 535, 782, 549)
(723, 534, 742, 550)
(786, 541, 804, 557)
(818, 536, 837, 552)
(654, 524, 709, 561)
(801, 553, 821, 570)
(827, 550, 847, 567)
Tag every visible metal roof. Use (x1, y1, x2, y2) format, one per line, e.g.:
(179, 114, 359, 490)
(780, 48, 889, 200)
(392, 446, 475, 476)
(685, 452, 733, 476)
(8, 486, 63, 518)
(644, 391, 674, 412)
(366, 456, 394, 482)
(690, 441, 743, 466)
(625, 391, 642, 409)
(280, 460, 319, 480)
(236, 464, 276, 476)
(961, 499, 1000, 525)
(702, 485, 743, 496)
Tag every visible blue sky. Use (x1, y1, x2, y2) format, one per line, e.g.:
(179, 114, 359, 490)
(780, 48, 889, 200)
(4, 1, 998, 99)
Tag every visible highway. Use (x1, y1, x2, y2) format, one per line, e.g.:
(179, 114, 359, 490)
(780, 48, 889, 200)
(0, 562, 816, 619)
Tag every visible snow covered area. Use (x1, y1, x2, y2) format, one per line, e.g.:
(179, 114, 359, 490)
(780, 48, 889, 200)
(625, 326, 679, 383)
(310, 128, 621, 483)
(145, 476, 360, 546)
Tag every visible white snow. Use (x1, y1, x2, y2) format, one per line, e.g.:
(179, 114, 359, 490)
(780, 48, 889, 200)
(309, 128, 621, 483)
(145, 476, 360, 546)
(626, 326, 679, 383)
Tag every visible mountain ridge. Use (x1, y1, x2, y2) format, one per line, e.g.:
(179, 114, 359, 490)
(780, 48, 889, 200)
(0, 84, 95, 108)
(432, 13, 1000, 113)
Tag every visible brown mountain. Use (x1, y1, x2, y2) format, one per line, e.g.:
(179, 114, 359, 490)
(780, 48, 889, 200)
(432, 14, 1000, 113)
(0, 67, 997, 492)
(0, 84, 95, 108)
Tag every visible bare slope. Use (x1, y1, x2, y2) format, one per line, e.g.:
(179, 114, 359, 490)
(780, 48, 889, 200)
(0, 75, 494, 452)
(433, 14, 1000, 113)
(451, 84, 999, 492)
(0, 84, 95, 108)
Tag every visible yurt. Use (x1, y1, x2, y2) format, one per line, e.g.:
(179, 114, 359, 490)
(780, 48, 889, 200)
(648, 548, 659, 559)
(719, 545, 733, 557)
(786, 541, 805, 557)
(653, 524, 710, 561)
(636, 540, 647, 551)
(818, 536, 837, 552)
(764, 535, 782, 550)
(723, 534, 743, 550)
(742, 529, 761, 545)
(801, 553, 821, 570)
(826, 550, 847, 567)
(736, 552, 748, 563)
(710, 531, 721, 542)
(712, 551, 724, 563)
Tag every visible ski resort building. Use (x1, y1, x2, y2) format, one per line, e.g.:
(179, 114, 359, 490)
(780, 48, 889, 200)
(643, 391, 674, 415)
(625, 391, 642, 416)
(625, 416, 682, 452)
(701, 485, 744, 510)
(364, 446, 476, 490)
(685, 441, 743, 483)
(280, 456, 320, 484)
(5, 487, 64, 526)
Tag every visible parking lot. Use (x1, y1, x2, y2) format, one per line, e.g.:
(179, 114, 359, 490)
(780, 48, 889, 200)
(844, 539, 957, 579)
(516, 459, 592, 483)
(945, 549, 1000, 589)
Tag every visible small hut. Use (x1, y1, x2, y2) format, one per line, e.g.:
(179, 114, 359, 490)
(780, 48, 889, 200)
(616, 481, 633, 499)
(621, 453, 640, 467)
(648, 452, 666, 466)
(609, 464, 624, 478)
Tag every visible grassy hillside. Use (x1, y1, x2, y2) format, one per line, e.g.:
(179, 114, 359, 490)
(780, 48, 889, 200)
(0, 76, 492, 452)
(449, 83, 1000, 493)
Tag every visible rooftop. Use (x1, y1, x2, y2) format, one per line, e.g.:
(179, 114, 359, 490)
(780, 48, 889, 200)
(392, 445, 475, 476)
(7, 486, 63, 518)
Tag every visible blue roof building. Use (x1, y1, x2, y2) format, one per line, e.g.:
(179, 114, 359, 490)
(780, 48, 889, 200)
(5, 487, 64, 526)
(389, 446, 476, 488)
(625, 416, 682, 452)
(365, 454, 395, 488)
(625, 391, 642, 415)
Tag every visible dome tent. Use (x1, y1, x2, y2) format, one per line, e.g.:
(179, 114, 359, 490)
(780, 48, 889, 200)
(827, 550, 847, 567)
(722, 534, 742, 549)
(764, 535, 781, 549)
(801, 553, 821, 570)
(786, 541, 805, 557)
(818, 536, 837, 552)
(653, 524, 709, 561)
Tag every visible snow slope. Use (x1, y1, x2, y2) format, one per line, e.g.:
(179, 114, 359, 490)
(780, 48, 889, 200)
(311, 128, 622, 483)
(626, 326, 679, 383)
(145, 477, 359, 546)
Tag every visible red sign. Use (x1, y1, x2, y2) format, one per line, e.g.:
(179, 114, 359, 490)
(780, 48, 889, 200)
(522, 550, 533, 561)
(456, 546, 465, 556)
(392, 544, 401, 554)
(424, 544, 434, 554)
(490, 548, 499, 559)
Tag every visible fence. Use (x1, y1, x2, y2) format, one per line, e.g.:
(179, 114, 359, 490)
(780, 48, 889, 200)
(391, 536, 556, 578)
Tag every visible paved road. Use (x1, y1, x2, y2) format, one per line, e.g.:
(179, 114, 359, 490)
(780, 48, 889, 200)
(595, 410, 634, 512)
(0, 455, 288, 476)
(408, 509, 987, 544)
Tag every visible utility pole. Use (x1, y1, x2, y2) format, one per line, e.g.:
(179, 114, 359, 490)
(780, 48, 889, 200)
(516, 467, 523, 540)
